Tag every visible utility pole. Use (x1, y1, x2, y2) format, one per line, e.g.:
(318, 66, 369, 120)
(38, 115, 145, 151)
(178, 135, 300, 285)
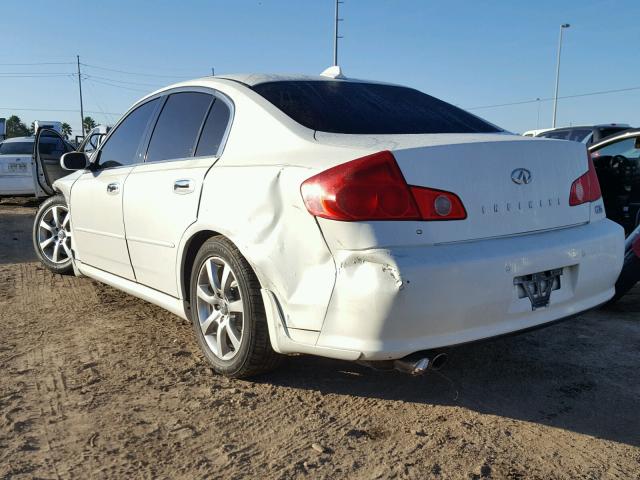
(77, 55, 85, 136)
(552, 24, 570, 128)
(333, 0, 344, 66)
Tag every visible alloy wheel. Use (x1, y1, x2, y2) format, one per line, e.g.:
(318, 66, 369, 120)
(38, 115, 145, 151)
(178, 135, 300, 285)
(196, 256, 245, 361)
(37, 205, 72, 264)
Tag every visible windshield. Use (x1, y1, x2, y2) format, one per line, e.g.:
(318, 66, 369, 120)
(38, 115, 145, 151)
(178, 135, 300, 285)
(0, 141, 33, 155)
(252, 81, 501, 135)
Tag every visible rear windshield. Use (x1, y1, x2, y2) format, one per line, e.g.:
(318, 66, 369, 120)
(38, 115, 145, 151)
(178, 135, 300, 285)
(251, 81, 501, 135)
(0, 141, 33, 155)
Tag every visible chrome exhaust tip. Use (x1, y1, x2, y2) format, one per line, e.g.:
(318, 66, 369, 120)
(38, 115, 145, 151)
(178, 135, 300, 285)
(393, 352, 448, 376)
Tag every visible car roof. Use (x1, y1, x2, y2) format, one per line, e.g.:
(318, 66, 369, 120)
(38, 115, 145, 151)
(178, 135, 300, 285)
(215, 72, 396, 87)
(589, 128, 640, 151)
(2, 136, 33, 143)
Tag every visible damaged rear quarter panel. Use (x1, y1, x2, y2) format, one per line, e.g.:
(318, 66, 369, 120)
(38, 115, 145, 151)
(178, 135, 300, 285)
(194, 163, 336, 331)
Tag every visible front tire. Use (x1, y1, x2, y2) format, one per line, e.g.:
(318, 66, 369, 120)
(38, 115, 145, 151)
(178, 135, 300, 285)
(32, 195, 74, 275)
(189, 236, 281, 378)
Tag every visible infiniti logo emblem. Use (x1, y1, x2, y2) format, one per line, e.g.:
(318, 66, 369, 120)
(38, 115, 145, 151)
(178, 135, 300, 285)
(511, 168, 532, 185)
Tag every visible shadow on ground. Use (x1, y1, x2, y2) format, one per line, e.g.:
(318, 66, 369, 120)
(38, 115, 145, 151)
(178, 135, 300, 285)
(256, 301, 640, 447)
(0, 198, 38, 265)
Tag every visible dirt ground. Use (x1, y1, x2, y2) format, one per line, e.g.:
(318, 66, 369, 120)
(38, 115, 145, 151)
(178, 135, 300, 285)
(0, 197, 639, 480)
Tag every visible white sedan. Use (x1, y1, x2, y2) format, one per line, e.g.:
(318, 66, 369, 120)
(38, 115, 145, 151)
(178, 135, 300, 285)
(32, 72, 624, 378)
(0, 135, 72, 197)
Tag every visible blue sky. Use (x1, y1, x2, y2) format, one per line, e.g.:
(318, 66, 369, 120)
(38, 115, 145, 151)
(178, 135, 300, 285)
(1, 0, 638, 136)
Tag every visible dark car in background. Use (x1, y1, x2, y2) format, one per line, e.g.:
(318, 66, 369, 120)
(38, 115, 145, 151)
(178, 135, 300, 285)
(537, 124, 631, 146)
(589, 129, 640, 303)
(610, 225, 640, 302)
(589, 128, 640, 235)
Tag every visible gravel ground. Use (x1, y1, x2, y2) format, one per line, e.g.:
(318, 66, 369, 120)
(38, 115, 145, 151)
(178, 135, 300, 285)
(1, 197, 639, 480)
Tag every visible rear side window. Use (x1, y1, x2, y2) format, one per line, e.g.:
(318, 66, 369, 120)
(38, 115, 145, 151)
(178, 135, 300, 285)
(0, 142, 32, 155)
(540, 131, 570, 140)
(98, 98, 160, 168)
(252, 80, 501, 134)
(146, 92, 213, 162)
(195, 99, 231, 156)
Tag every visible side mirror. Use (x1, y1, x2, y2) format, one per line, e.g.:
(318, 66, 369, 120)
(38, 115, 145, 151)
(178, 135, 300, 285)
(60, 151, 89, 171)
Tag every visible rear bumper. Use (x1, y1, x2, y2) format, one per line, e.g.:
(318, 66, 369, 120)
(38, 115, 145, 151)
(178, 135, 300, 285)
(315, 219, 624, 360)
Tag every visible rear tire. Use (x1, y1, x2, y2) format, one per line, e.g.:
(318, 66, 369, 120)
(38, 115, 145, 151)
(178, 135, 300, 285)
(189, 236, 281, 378)
(32, 195, 74, 275)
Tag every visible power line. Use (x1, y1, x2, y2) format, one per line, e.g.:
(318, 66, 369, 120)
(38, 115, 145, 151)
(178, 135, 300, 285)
(468, 85, 640, 110)
(0, 62, 74, 66)
(0, 72, 74, 77)
(80, 62, 198, 79)
(0, 106, 122, 115)
(84, 77, 154, 93)
(83, 74, 164, 88)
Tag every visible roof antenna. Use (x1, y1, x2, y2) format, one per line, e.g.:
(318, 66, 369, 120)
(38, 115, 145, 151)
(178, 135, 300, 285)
(321, 0, 345, 79)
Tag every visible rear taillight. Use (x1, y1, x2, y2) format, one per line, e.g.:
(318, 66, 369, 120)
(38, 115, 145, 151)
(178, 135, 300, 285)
(300, 151, 467, 222)
(569, 157, 602, 206)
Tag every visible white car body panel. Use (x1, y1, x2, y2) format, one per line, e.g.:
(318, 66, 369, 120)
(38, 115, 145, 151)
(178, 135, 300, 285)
(0, 153, 33, 195)
(70, 168, 136, 280)
(44, 74, 625, 363)
(0, 137, 35, 195)
(124, 157, 213, 296)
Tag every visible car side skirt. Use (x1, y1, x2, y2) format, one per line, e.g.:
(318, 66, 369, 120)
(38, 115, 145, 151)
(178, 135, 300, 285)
(76, 261, 189, 320)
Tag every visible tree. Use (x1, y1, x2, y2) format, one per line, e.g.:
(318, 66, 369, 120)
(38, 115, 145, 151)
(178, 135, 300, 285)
(82, 116, 97, 134)
(61, 123, 72, 140)
(29, 121, 35, 136)
(5, 115, 30, 138)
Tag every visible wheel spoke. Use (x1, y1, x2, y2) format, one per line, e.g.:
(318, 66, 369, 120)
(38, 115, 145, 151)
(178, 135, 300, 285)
(216, 322, 226, 357)
(40, 237, 55, 249)
(52, 207, 61, 228)
(62, 212, 70, 227)
(220, 264, 231, 296)
(52, 242, 60, 262)
(227, 323, 241, 350)
(197, 285, 217, 305)
(201, 310, 222, 336)
(227, 299, 243, 314)
(39, 220, 54, 232)
(62, 242, 72, 259)
(205, 259, 221, 292)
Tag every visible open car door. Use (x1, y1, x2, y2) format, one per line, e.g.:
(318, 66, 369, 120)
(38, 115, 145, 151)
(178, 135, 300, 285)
(31, 128, 75, 198)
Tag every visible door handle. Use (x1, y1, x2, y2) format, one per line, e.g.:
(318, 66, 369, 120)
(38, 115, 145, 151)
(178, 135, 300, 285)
(106, 182, 120, 194)
(174, 179, 194, 194)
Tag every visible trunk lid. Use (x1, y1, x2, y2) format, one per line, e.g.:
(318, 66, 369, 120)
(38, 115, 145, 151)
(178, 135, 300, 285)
(314, 133, 592, 244)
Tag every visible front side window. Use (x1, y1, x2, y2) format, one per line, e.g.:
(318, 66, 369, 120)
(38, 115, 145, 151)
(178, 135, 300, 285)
(97, 98, 159, 169)
(252, 80, 501, 134)
(195, 98, 231, 157)
(146, 92, 213, 163)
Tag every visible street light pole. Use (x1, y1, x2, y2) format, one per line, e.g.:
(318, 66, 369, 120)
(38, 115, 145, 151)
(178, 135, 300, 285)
(552, 23, 570, 128)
